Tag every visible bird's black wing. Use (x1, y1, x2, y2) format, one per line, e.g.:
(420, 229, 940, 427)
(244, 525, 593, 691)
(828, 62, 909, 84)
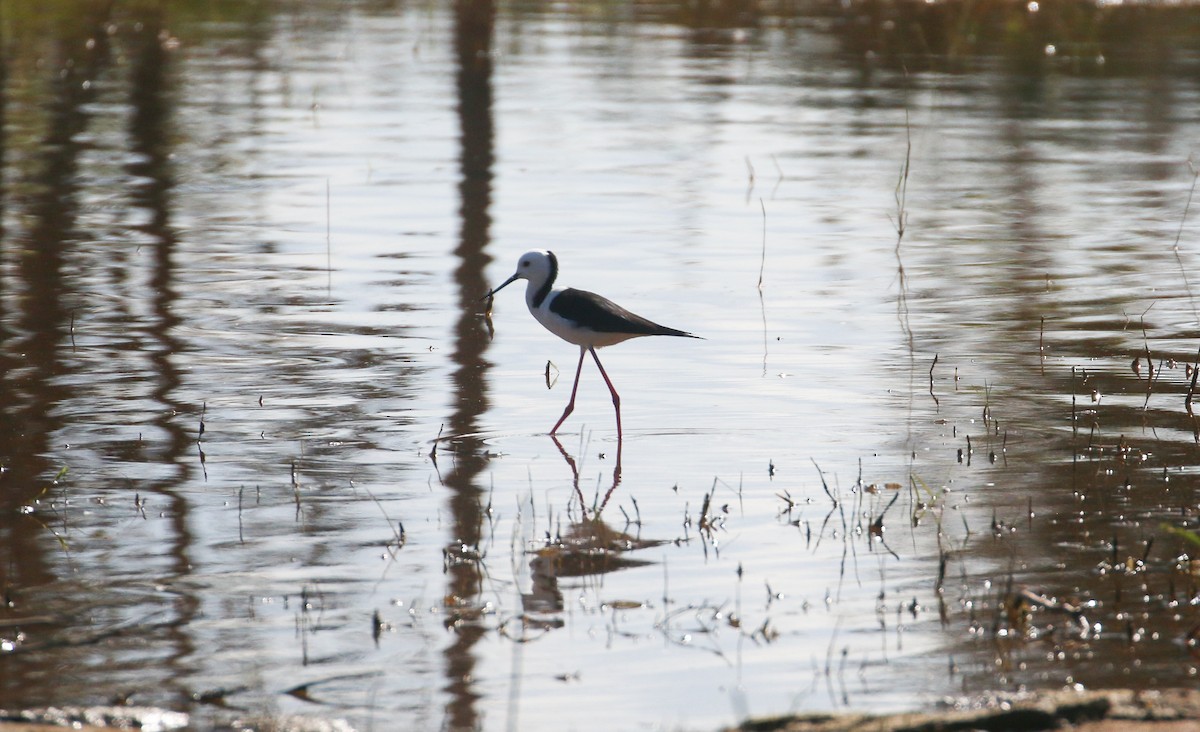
(551, 288, 696, 338)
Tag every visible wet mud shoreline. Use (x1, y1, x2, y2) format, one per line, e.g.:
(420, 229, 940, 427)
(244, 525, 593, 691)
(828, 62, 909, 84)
(1, 688, 1197, 731)
(726, 689, 1200, 732)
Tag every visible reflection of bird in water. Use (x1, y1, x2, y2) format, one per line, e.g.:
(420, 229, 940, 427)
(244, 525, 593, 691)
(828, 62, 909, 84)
(484, 250, 699, 440)
(536, 517, 662, 576)
(520, 516, 663, 635)
(524, 553, 565, 616)
(512, 434, 664, 639)
(551, 433, 622, 514)
(516, 517, 664, 637)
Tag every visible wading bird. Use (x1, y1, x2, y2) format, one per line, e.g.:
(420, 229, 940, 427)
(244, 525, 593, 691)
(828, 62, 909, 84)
(484, 250, 699, 439)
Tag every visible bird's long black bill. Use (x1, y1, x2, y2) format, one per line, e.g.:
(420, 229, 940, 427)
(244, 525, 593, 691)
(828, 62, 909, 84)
(481, 273, 519, 302)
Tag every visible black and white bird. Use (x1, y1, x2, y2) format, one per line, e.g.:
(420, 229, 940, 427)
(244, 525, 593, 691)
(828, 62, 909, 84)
(484, 250, 699, 439)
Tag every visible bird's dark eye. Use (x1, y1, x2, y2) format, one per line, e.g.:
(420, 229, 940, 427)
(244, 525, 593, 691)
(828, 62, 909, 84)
(522, 261, 530, 268)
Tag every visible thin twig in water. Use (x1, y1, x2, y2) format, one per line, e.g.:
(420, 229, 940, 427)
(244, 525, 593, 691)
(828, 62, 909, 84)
(758, 199, 767, 290)
(1138, 305, 1157, 411)
(291, 459, 301, 519)
(364, 487, 407, 553)
(928, 353, 939, 407)
(759, 199, 769, 376)
(811, 458, 836, 507)
(1186, 346, 1200, 444)
(1071, 366, 1078, 440)
(326, 178, 333, 297)
(893, 105, 912, 240)
(1171, 160, 1199, 298)
(1039, 316, 1045, 377)
(429, 424, 444, 462)
(893, 97, 915, 357)
(745, 156, 756, 204)
(1171, 162, 1200, 429)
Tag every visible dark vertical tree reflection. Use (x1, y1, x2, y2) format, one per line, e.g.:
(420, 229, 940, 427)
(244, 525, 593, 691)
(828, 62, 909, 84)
(125, 11, 198, 701)
(0, 4, 114, 704)
(0, 5, 113, 591)
(444, 0, 496, 728)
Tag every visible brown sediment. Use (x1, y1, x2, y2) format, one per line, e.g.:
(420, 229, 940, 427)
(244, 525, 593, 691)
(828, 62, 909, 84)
(723, 689, 1200, 732)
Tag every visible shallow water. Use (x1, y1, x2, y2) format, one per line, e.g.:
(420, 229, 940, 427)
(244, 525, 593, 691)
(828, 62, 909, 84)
(1, 0, 1198, 729)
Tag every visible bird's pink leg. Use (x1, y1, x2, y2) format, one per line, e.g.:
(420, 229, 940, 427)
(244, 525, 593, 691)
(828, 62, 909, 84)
(588, 346, 622, 442)
(551, 347, 587, 435)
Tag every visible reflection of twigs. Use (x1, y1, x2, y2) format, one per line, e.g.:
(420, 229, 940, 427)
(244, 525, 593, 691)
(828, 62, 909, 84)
(325, 178, 333, 298)
(928, 353, 939, 408)
(770, 155, 785, 199)
(656, 603, 732, 662)
(823, 615, 845, 707)
(1136, 306, 1159, 411)
(1071, 366, 1079, 441)
(496, 614, 561, 643)
(618, 495, 642, 528)
(26, 467, 73, 562)
(893, 102, 914, 356)
(893, 106, 911, 241)
(935, 540, 948, 595)
(815, 496, 858, 601)
(284, 671, 384, 705)
(429, 424, 443, 465)
(759, 199, 769, 377)
(744, 156, 755, 204)
(1039, 316, 1046, 377)
(775, 488, 796, 517)
(1171, 162, 1200, 437)
(1171, 160, 1199, 324)
(1187, 346, 1200, 444)
(1189, 356, 1200, 418)
(809, 461, 838, 555)
(813, 503, 838, 554)
(757, 199, 767, 290)
(5, 609, 176, 656)
(291, 459, 301, 520)
(811, 459, 837, 507)
(869, 493, 901, 561)
(364, 487, 407, 559)
(697, 483, 718, 558)
(21, 510, 71, 560)
(871, 492, 899, 535)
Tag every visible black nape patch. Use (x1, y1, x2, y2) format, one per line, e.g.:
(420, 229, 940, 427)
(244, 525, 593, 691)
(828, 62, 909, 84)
(532, 251, 558, 308)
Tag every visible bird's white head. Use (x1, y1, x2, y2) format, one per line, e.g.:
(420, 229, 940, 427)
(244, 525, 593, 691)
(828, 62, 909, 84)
(484, 250, 558, 301)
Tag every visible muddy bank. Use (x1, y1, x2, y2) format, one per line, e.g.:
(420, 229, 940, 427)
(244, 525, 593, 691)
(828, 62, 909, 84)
(1, 689, 1196, 731)
(725, 689, 1200, 732)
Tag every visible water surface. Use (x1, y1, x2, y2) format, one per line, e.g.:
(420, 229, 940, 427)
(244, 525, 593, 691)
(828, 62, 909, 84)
(1, 1, 1198, 730)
